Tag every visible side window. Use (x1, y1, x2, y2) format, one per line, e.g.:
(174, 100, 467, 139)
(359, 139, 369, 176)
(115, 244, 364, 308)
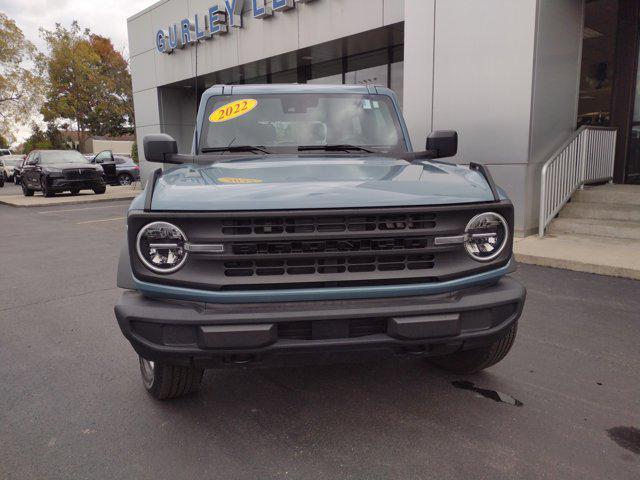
(95, 151, 113, 163)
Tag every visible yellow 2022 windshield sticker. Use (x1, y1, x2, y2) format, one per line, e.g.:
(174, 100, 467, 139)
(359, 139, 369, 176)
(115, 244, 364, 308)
(218, 177, 263, 184)
(209, 99, 258, 123)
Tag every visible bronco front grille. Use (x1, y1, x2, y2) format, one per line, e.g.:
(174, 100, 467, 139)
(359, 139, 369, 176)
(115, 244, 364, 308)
(224, 254, 435, 277)
(128, 202, 514, 291)
(221, 213, 437, 235)
(231, 236, 430, 255)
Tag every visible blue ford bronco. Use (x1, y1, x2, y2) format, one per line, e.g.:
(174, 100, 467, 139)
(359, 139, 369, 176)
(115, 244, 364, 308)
(115, 84, 526, 400)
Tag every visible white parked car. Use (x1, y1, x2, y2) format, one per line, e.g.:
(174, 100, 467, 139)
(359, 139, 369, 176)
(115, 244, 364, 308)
(1, 155, 23, 182)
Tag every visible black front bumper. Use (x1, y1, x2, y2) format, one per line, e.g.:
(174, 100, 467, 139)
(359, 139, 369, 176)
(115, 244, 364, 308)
(51, 178, 105, 191)
(115, 277, 525, 368)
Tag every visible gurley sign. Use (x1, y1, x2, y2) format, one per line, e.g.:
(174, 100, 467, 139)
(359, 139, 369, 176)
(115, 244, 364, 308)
(156, 0, 317, 54)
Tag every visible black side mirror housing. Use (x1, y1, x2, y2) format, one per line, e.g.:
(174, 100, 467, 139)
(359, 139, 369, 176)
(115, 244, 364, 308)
(426, 130, 458, 159)
(144, 134, 178, 163)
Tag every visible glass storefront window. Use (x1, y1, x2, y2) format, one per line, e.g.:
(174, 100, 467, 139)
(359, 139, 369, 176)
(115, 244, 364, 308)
(271, 69, 298, 84)
(577, 0, 619, 126)
(344, 65, 388, 87)
(308, 73, 343, 85)
(627, 27, 640, 183)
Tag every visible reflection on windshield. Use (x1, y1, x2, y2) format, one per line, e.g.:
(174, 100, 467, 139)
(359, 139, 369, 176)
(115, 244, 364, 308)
(200, 93, 405, 154)
(40, 150, 90, 165)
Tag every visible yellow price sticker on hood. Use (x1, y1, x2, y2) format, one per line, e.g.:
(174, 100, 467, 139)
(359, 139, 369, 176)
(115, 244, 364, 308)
(218, 177, 263, 184)
(209, 99, 258, 123)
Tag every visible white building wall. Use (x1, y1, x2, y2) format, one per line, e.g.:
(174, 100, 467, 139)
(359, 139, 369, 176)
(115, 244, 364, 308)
(526, 0, 585, 232)
(403, 0, 584, 235)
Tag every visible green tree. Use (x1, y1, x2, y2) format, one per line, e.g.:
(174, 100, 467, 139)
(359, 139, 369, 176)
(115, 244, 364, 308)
(45, 123, 70, 150)
(85, 34, 134, 136)
(22, 123, 52, 153)
(0, 14, 44, 141)
(40, 22, 134, 151)
(131, 141, 138, 163)
(0, 133, 9, 148)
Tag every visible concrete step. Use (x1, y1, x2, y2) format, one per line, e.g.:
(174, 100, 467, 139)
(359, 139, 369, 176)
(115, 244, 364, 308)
(548, 217, 640, 240)
(514, 234, 640, 280)
(573, 184, 640, 206)
(559, 201, 640, 222)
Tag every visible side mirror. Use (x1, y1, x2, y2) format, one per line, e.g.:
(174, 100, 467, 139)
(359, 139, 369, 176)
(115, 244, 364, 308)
(144, 134, 178, 163)
(426, 130, 458, 159)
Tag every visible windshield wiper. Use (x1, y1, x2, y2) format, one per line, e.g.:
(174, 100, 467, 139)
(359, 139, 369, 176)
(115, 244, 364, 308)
(200, 145, 272, 154)
(298, 144, 375, 153)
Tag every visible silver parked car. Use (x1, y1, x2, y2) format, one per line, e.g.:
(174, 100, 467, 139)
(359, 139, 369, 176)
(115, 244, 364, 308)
(1, 155, 25, 182)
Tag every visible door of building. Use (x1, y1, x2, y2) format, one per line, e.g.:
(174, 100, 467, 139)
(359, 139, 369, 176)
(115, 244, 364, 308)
(579, 0, 640, 184)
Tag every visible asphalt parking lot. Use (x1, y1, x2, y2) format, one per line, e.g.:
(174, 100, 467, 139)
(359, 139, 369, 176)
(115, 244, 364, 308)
(0, 199, 639, 479)
(0, 182, 22, 196)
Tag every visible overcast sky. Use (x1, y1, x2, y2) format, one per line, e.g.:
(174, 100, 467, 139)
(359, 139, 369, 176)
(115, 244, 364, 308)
(1, 0, 154, 142)
(1, 0, 153, 53)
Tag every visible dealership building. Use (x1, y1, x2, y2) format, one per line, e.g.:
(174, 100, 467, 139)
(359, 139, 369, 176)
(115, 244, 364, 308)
(128, 0, 639, 236)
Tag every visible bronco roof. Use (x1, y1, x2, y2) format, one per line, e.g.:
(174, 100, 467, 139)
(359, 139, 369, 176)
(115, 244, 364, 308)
(201, 83, 393, 97)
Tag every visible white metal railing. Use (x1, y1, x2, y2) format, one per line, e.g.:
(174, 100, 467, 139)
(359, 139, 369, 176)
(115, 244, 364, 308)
(539, 126, 617, 237)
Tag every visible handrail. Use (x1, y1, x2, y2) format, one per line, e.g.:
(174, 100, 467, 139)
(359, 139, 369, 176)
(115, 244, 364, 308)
(539, 126, 617, 237)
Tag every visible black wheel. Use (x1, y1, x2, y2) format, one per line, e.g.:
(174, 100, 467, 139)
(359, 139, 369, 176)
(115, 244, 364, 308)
(70, 189, 80, 195)
(139, 356, 204, 400)
(41, 178, 54, 197)
(118, 173, 133, 186)
(93, 186, 106, 194)
(429, 322, 518, 375)
(22, 184, 34, 196)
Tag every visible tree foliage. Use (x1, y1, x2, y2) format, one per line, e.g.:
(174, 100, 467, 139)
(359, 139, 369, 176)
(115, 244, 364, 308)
(21, 123, 72, 154)
(0, 13, 44, 142)
(131, 141, 138, 163)
(40, 22, 134, 148)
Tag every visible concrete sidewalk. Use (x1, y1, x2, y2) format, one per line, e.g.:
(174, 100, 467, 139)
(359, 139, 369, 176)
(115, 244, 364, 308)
(0, 185, 140, 207)
(514, 234, 640, 280)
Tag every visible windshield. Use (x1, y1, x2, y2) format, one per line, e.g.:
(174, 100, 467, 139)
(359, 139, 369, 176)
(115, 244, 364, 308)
(199, 93, 406, 153)
(2, 157, 21, 166)
(40, 150, 90, 165)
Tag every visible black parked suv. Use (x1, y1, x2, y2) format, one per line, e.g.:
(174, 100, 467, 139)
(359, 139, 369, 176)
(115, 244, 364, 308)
(21, 150, 106, 197)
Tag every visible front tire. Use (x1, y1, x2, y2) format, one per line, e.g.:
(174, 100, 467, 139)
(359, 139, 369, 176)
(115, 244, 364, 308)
(139, 357, 204, 400)
(429, 322, 518, 375)
(118, 173, 133, 186)
(41, 178, 54, 197)
(22, 184, 34, 196)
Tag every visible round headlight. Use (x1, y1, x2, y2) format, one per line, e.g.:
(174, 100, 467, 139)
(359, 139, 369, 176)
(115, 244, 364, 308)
(136, 222, 188, 273)
(464, 212, 509, 262)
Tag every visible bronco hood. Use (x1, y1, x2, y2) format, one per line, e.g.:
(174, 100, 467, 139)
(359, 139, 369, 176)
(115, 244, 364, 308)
(146, 156, 500, 211)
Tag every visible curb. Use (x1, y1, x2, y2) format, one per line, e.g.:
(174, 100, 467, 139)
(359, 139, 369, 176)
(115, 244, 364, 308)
(0, 189, 139, 208)
(514, 253, 640, 281)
